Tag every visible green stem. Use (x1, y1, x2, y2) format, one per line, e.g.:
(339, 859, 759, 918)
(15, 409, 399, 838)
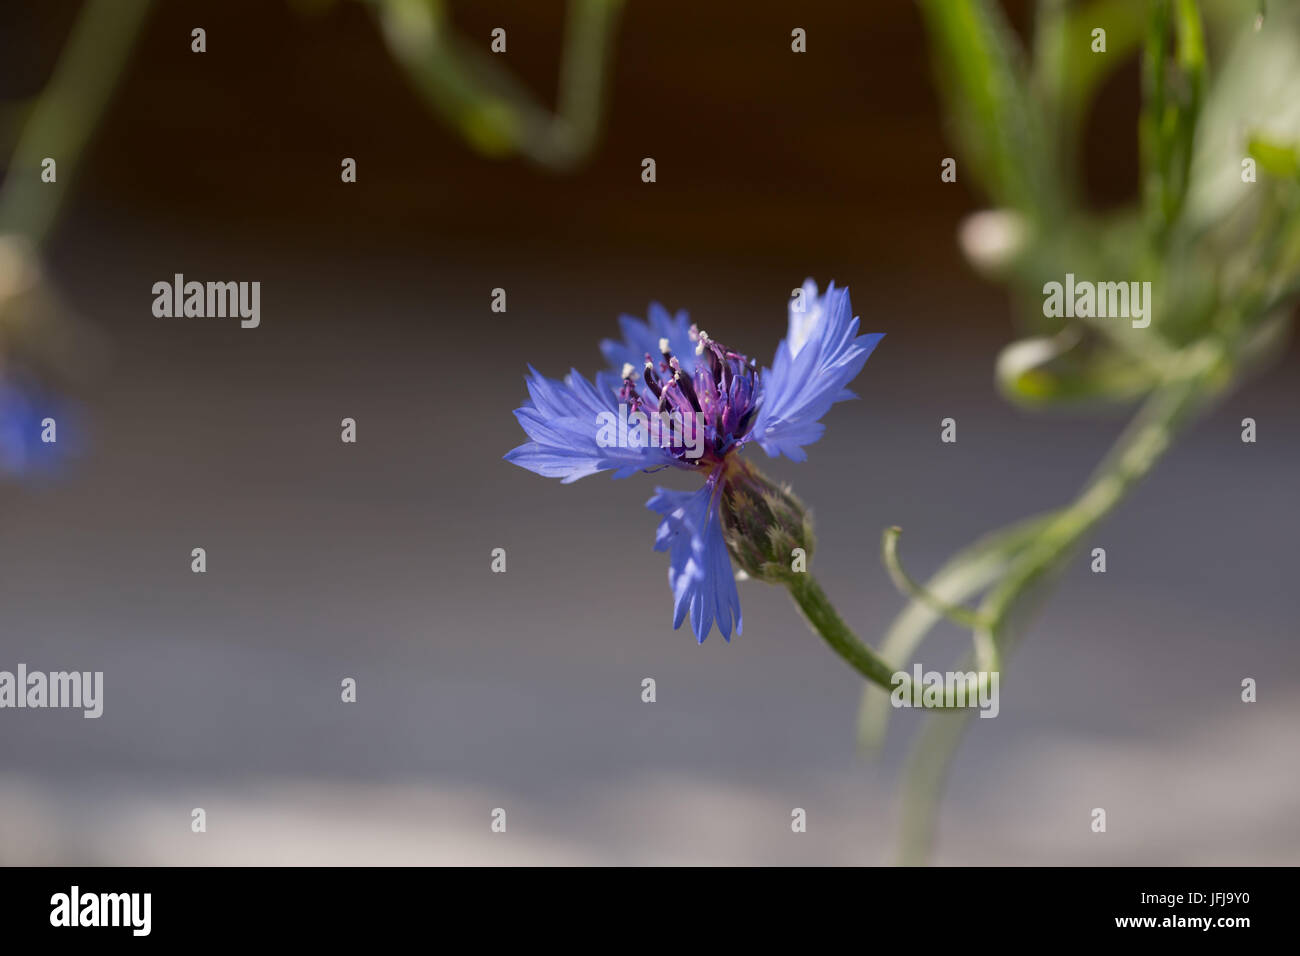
(982, 340, 1228, 651)
(896, 338, 1232, 865)
(882, 525, 1001, 688)
(555, 0, 624, 160)
(881, 526, 989, 632)
(370, 0, 623, 170)
(786, 572, 1003, 713)
(787, 575, 898, 691)
(857, 512, 1055, 753)
(899, 699, 973, 866)
(0, 0, 153, 246)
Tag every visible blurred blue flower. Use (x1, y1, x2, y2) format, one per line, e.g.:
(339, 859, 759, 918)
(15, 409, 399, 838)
(506, 280, 883, 642)
(0, 376, 78, 478)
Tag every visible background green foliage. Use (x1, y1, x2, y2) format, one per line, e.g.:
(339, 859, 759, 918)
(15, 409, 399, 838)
(869, 0, 1300, 864)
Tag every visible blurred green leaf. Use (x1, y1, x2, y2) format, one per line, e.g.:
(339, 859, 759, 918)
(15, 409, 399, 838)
(1248, 135, 1300, 180)
(918, 0, 1050, 214)
(1038, 0, 1150, 116)
(1141, 0, 1207, 236)
(995, 327, 1159, 406)
(1184, 2, 1300, 227)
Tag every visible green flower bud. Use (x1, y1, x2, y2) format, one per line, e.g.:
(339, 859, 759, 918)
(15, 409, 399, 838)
(719, 459, 815, 584)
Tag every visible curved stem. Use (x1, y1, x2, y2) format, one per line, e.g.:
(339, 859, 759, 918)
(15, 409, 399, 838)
(858, 512, 1055, 751)
(370, 0, 623, 170)
(896, 339, 1232, 864)
(881, 526, 1001, 694)
(786, 574, 898, 691)
(881, 526, 989, 631)
(785, 573, 988, 713)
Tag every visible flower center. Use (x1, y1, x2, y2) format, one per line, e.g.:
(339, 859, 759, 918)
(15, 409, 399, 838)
(617, 325, 760, 467)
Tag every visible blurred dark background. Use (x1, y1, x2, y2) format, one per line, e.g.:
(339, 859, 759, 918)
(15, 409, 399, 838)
(0, 0, 1295, 864)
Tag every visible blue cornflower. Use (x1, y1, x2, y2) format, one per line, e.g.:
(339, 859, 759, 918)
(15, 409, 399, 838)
(505, 280, 884, 642)
(0, 375, 77, 478)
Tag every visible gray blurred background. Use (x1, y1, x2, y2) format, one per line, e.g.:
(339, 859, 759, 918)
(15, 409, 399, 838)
(0, 0, 1296, 864)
